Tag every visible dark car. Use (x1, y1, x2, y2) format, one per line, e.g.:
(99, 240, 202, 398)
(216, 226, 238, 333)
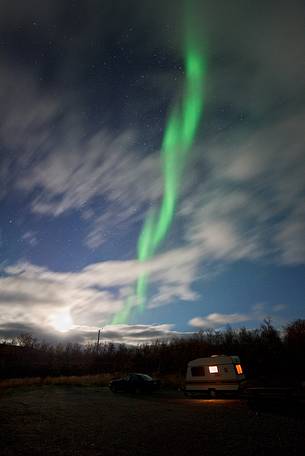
(109, 373, 160, 393)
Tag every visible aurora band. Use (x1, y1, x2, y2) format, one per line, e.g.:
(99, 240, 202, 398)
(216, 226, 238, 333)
(112, 18, 206, 324)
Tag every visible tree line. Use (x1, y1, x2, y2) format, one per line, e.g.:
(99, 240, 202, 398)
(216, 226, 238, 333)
(0, 319, 304, 383)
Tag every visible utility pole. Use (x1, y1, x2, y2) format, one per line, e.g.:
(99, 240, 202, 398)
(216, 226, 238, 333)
(96, 328, 103, 354)
(96, 329, 101, 354)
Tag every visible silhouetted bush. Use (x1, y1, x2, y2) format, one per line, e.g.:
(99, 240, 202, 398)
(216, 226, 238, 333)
(1, 319, 304, 384)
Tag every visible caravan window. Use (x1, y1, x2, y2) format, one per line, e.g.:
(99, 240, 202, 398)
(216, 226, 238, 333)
(208, 365, 218, 374)
(234, 364, 243, 375)
(191, 366, 205, 376)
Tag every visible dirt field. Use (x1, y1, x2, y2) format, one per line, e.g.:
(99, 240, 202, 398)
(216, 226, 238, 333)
(0, 386, 304, 456)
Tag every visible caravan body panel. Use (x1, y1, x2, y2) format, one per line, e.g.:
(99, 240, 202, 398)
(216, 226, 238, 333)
(185, 355, 245, 392)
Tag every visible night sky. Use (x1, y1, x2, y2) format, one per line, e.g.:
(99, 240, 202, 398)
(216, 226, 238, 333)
(0, 0, 304, 345)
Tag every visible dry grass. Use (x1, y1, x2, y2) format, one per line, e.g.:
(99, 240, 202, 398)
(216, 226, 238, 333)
(0, 373, 114, 389)
(0, 372, 185, 391)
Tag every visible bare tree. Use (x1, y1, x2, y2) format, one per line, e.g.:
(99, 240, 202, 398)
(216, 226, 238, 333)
(16, 333, 37, 348)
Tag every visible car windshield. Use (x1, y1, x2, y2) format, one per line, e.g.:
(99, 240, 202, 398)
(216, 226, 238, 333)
(136, 374, 152, 380)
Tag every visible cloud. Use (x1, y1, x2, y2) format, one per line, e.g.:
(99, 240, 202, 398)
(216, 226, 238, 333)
(90, 323, 188, 345)
(1, 101, 303, 340)
(189, 301, 288, 329)
(272, 304, 287, 313)
(0, 252, 197, 343)
(0, 245, 201, 340)
(0, 321, 186, 345)
(22, 231, 38, 247)
(19, 130, 160, 214)
(16, 127, 163, 248)
(274, 215, 305, 265)
(148, 284, 198, 309)
(0, 0, 303, 265)
(189, 313, 250, 329)
(181, 109, 305, 266)
(187, 218, 259, 261)
(13, 107, 305, 266)
(0, 61, 60, 200)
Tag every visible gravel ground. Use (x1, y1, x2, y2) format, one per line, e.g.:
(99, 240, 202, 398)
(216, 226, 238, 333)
(0, 385, 304, 456)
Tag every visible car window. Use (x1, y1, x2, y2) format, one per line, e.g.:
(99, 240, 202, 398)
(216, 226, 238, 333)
(128, 374, 137, 381)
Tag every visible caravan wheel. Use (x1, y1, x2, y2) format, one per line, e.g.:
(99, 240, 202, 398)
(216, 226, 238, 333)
(208, 389, 216, 398)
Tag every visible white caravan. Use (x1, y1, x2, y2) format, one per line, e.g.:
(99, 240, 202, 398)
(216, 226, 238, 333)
(185, 355, 245, 396)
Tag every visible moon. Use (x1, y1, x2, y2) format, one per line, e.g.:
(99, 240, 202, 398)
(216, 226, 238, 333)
(50, 309, 74, 333)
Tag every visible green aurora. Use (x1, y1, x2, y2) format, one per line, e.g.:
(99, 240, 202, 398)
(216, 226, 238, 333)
(112, 13, 206, 325)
